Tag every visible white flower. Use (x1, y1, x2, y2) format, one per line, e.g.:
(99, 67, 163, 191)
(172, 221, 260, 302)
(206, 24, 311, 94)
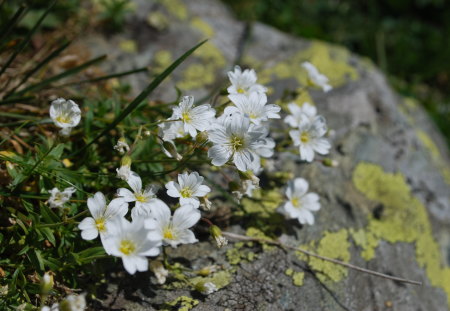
(60, 294, 86, 311)
(159, 120, 186, 142)
(49, 98, 81, 136)
(47, 187, 76, 208)
(165, 172, 211, 208)
(227, 65, 267, 95)
(289, 116, 331, 162)
(226, 92, 280, 125)
(284, 102, 317, 127)
(78, 192, 128, 240)
(116, 165, 132, 181)
(102, 217, 161, 274)
(207, 114, 275, 172)
(145, 203, 200, 248)
(117, 172, 168, 218)
(150, 260, 168, 284)
(114, 138, 130, 154)
(40, 304, 59, 311)
(278, 178, 320, 225)
(302, 62, 332, 92)
(169, 96, 215, 138)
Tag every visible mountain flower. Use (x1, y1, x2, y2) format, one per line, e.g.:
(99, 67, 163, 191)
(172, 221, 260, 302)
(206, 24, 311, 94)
(145, 203, 200, 248)
(207, 114, 275, 172)
(116, 156, 132, 181)
(116, 172, 168, 218)
(226, 92, 280, 125)
(49, 98, 81, 136)
(165, 171, 211, 208)
(289, 116, 331, 162)
(169, 96, 215, 138)
(284, 102, 317, 127)
(301, 62, 332, 93)
(78, 192, 128, 240)
(159, 120, 185, 142)
(47, 187, 76, 209)
(102, 217, 161, 274)
(278, 178, 321, 225)
(227, 65, 267, 95)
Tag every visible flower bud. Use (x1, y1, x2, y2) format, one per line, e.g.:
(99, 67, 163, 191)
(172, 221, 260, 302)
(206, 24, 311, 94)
(121, 155, 132, 167)
(238, 170, 260, 186)
(162, 141, 182, 160)
(322, 158, 339, 167)
(40, 272, 54, 295)
(200, 196, 212, 210)
(113, 137, 130, 154)
(194, 281, 217, 295)
(210, 225, 228, 248)
(195, 131, 209, 144)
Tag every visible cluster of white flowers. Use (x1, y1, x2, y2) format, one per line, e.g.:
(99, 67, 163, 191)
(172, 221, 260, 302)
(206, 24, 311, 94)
(68, 62, 333, 279)
(284, 63, 332, 162)
(78, 170, 210, 275)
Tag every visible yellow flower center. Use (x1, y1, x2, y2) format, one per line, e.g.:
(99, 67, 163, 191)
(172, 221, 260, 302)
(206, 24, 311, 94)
(135, 193, 147, 203)
(249, 113, 257, 119)
(291, 197, 301, 208)
(54, 193, 64, 203)
(55, 115, 71, 124)
(95, 218, 106, 232)
(300, 132, 310, 143)
(163, 227, 175, 240)
(182, 111, 191, 122)
(180, 187, 193, 198)
(119, 240, 136, 255)
(237, 87, 245, 94)
(230, 135, 244, 152)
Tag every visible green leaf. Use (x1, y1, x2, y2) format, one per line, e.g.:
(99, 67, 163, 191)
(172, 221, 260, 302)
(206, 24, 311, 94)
(42, 257, 61, 270)
(76, 246, 106, 259)
(40, 227, 56, 245)
(70, 39, 208, 157)
(40, 203, 60, 224)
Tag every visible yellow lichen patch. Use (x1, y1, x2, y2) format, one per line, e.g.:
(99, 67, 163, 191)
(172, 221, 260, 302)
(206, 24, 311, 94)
(353, 162, 450, 306)
(258, 40, 358, 90)
(415, 130, 450, 185)
(246, 227, 275, 251)
(152, 50, 173, 73)
(292, 271, 305, 286)
(296, 229, 351, 283)
(178, 41, 225, 90)
(191, 17, 214, 38)
(404, 97, 419, 110)
(349, 228, 379, 261)
(240, 189, 283, 217)
(119, 40, 137, 53)
(147, 11, 169, 30)
(160, 0, 188, 21)
(162, 296, 199, 311)
(226, 242, 258, 265)
(417, 130, 440, 160)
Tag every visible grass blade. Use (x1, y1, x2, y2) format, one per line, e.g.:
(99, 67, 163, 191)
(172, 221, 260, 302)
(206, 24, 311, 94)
(12, 54, 107, 96)
(70, 39, 208, 157)
(0, 4, 28, 47)
(5, 39, 71, 98)
(55, 66, 148, 87)
(0, 96, 34, 105)
(0, 0, 57, 78)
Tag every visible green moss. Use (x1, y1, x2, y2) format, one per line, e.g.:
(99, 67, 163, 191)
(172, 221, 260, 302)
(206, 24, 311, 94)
(162, 296, 199, 311)
(352, 162, 450, 306)
(296, 230, 351, 283)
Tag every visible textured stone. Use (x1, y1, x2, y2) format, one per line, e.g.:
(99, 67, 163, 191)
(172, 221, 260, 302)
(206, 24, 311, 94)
(81, 0, 450, 310)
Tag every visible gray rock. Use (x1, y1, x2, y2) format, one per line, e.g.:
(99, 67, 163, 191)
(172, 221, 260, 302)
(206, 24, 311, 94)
(81, 0, 450, 310)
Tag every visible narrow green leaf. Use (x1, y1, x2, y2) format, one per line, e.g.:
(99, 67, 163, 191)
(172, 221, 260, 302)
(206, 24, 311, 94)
(56, 66, 148, 87)
(0, 0, 57, 77)
(70, 39, 208, 157)
(5, 39, 71, 98)
(13, 54, 107, 96)
(0, 96, 34, 105)
(76, 246, 105, 259)
(17, 245, 30, 256)
(0, 4, 27, 48)
(40, 203, 60, 224)
(40, 227, 56, 245)
(42, 257, 61, 270)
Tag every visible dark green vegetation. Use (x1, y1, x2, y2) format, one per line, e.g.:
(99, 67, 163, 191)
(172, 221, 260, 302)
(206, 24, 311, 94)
(223, 0, 450, 147)
(0, 2, 206, 309)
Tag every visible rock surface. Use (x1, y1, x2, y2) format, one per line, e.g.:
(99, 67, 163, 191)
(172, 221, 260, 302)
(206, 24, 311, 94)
(80, 0, 450, 310)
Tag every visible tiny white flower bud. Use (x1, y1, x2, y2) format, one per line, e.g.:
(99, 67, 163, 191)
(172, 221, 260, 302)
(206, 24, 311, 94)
(113, 138, 130, 154)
